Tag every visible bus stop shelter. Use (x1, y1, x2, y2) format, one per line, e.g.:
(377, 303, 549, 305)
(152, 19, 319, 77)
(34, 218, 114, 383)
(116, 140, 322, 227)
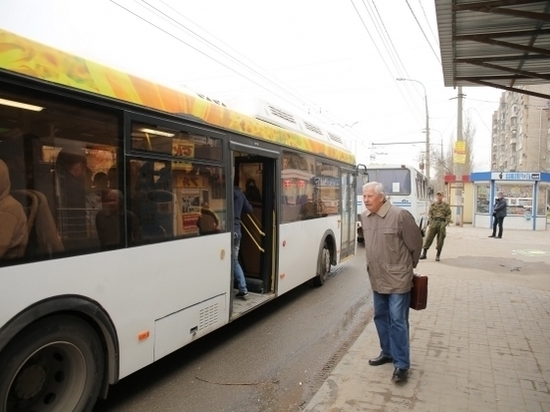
(470, 171, 550, 231)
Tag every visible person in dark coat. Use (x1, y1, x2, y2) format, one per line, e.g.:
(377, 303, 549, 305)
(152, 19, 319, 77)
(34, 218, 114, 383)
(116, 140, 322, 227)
(245, 178, 262, 203)
(489, 192, 507, 238)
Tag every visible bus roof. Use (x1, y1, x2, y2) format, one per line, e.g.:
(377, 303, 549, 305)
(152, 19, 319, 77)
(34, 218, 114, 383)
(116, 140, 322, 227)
(0, 29, 355, 165)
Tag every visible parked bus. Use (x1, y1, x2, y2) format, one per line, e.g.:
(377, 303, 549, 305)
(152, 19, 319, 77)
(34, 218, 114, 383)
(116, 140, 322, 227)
(356, 164, 430, 242)
(0, 29, 360, 412)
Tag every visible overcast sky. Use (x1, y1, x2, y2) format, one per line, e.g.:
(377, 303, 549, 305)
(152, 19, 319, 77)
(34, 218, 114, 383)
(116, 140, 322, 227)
(0, 0, 504, 172)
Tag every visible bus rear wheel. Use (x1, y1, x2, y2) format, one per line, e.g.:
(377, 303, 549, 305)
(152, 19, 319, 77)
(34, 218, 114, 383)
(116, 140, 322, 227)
(313, 241, 331, 287)
(0, 315, 104, 412)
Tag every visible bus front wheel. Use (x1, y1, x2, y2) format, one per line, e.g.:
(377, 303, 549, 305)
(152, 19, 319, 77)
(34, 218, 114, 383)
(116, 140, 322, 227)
(313, 242, 331, 287)
(0, 315, 104, 412)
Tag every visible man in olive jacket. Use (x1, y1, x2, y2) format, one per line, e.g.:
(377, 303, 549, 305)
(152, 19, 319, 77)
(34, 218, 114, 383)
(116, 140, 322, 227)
(419, 191, 452, 261)
(360, 181, 423, 383)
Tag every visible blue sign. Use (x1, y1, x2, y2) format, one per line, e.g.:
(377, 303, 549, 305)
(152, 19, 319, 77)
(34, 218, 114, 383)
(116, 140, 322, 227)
(491, 172, 540, 181)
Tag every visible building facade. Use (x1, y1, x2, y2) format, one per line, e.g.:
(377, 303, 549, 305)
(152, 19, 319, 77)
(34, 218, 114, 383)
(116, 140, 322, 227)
(491, 84, 550, 172)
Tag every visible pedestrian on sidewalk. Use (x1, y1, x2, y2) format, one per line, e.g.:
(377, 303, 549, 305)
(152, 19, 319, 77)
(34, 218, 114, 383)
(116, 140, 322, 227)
(420, 191, 452, 261)
(360, 182, 423, 383)
(489, 192, 507, 238)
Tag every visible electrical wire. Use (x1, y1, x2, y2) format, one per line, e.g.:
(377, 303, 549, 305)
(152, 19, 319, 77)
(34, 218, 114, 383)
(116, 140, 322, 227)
(405, 0, 441, 64)
(111, 0, 356, 131)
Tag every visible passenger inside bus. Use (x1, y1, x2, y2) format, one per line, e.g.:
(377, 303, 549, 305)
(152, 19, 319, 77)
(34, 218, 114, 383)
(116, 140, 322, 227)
(0, 159, 28, 259)
(107, 166, 118, 189)
(155, 167, 171, 190)
(245, 177, 262, 203)
(196, 202, 220, 235)
(96, 189, 142, 250)
(93, 172, 108, 190)
(55, 150, 89, 248)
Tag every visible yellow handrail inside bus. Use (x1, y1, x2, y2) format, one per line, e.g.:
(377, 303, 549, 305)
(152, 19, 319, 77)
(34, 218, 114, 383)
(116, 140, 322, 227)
(244, 213, 265, 236)
(241, 222, 265, 252)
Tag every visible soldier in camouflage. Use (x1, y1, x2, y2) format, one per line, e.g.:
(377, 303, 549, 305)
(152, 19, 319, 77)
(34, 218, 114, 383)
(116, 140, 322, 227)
(419, 191, 452, 262)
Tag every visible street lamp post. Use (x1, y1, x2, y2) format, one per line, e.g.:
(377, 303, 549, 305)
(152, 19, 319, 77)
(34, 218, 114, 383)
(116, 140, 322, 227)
(396, 78, 430, 181)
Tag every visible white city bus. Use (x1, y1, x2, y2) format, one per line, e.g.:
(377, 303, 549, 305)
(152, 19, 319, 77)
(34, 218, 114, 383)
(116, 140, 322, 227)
(356, 164, 430, 242)
(0, 30, 360, 412)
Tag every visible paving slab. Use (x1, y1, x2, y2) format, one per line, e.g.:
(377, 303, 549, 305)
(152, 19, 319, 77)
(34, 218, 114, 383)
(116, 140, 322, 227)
(305, 225, 550, 411)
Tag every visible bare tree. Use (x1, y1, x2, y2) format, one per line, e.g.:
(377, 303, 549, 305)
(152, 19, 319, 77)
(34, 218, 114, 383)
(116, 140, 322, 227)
(462, 114, 477, 173)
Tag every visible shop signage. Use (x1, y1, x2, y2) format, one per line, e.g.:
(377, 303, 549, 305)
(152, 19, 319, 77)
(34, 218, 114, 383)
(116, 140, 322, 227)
(491, 172, 540, 181)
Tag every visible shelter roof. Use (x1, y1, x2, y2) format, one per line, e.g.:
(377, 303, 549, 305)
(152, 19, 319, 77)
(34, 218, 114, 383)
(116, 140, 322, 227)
(435, 0, 550, 99)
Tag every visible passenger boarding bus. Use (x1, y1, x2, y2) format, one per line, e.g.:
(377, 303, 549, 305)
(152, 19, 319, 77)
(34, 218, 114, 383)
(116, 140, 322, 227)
(356, 164, 430, 242)
(0, 30, 360, 412)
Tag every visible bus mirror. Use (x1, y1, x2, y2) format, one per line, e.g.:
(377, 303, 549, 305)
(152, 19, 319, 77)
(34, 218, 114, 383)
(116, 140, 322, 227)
(356, 164, 368, 182)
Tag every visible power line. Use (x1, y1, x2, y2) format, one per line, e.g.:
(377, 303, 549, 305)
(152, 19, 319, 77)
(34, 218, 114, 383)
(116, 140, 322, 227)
(110, 0, 346, 127)
(350, 0, 420, 124)
(405, 0, 441, 63)
(416, 0, 440, 49)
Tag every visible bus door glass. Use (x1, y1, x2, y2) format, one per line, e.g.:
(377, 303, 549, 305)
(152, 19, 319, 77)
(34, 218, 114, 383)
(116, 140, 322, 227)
(340, 168, 356, 260)
(233, 149, 277, 296)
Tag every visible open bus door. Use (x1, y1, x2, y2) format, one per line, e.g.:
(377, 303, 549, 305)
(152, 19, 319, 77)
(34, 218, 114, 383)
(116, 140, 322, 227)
(231, 144, 278, 318)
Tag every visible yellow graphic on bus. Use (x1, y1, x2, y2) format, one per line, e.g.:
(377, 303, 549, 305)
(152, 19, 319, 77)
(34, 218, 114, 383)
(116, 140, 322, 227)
(0, 29, 354, 164)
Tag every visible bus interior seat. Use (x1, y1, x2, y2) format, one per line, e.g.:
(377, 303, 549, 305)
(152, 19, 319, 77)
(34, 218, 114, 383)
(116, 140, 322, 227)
(30, 190, 64, 256)
(10, 189, 39, 240)
(11, 189, 65, 259)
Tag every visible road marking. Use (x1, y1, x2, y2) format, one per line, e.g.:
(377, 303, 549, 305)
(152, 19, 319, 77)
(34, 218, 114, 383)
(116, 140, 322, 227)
(513, 249, 550, 257)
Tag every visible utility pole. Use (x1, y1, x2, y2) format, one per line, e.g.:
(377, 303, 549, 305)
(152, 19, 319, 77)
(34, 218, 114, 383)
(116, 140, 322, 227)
(396, 78, 430, 180)
(455, 86, 464, 225)
(424, 91, 430, 181)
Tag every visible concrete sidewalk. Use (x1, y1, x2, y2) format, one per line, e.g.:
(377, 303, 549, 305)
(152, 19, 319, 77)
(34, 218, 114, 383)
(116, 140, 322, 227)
(305, 225, 550, 412)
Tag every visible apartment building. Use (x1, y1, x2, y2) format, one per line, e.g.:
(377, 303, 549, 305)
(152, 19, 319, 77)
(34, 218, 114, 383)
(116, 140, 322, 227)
(491, 84, 550, 172)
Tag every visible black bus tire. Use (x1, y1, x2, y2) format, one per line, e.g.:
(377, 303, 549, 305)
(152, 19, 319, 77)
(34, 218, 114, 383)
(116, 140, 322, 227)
(0, 314, 104, 412)
(313, 241, 331, 287)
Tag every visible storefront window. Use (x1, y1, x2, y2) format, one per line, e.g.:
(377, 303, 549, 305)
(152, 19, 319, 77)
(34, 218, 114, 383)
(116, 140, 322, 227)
(476, 184, 490, 213)
(496, 184, 533, 216)
(537, 185, 548, 217)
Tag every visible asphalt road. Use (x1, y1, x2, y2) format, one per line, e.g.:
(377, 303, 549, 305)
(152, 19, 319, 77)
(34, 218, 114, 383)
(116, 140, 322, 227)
(92, 247, 372, 412)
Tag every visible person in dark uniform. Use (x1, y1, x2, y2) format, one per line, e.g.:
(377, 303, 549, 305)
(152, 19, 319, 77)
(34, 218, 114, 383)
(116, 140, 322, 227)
(419, 191, 452, 262)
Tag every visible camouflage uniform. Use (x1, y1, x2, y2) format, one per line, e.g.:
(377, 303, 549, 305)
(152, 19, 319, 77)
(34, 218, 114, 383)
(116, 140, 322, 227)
(420, 200, 451, 261)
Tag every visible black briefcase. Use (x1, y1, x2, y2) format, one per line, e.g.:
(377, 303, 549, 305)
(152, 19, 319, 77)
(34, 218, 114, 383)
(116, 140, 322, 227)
(410, 274, 428, 310)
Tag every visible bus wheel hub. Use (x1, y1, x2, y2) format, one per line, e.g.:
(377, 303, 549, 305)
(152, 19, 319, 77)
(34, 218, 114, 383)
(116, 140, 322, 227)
(14, 364, 46, 399)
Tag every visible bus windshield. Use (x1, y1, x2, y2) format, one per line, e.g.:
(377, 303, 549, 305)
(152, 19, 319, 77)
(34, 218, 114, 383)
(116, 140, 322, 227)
(356, 168, 412, 196)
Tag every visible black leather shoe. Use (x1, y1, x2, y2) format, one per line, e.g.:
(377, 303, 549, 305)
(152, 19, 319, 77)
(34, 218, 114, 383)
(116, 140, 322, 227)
(391, 368, 408, 382)
(488, 235, 495, 238)
(368, 355, 393, 366)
